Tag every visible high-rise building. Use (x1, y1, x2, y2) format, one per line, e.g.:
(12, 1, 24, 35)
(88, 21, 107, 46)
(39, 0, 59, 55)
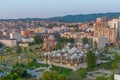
(94, 22, 116, 43)
(108, 17, 120, 39)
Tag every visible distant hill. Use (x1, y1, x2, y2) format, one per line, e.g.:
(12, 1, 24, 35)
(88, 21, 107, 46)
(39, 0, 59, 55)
(0, 12, 120, 23)
(46, 12, 120, 23)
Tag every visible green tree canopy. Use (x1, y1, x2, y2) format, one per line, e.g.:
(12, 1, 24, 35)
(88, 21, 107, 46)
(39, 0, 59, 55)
(96, 76, 107, 80)
(11, 67, 30, 78)
(11, 73, 19, 80)
(58, 37, 67, 42)
(33, 35, 43, 44)
(111, 62, 117, 70)
(104, 46, 109, 54)
(0, 73, 19, 80)
(114, 52, 120, 60)
(86, 50, 96, 69)
(58, 37, 74, 43)
(56, 42, 62, 50)
(77, 68, 87, 79)
(67, 38, 74, 43)
(0, 42, 4, 48)
(16, 46, 22, 54)
(94, 41, 98, 50)
(83, 37, 88, 44)
(40, 71, 66, 80)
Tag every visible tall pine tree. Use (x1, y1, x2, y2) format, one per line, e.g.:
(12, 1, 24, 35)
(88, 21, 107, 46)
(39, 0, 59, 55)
(86, 50, 96, 70)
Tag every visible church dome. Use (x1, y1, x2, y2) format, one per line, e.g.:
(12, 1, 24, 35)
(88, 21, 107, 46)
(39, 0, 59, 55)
(48, 35, 56, 40)
(44, 37, 47, 42)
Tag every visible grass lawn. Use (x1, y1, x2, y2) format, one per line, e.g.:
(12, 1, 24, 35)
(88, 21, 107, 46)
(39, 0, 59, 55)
(97, 59, 120, 69)
(51, 65, 73, 76)
(100, 56, 112, 61)
(25, 62, 49, 69)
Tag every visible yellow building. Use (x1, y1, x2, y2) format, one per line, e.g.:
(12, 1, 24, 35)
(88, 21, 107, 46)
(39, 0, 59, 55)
(34, 28, 39, 33)
(19, 42, 29, 47)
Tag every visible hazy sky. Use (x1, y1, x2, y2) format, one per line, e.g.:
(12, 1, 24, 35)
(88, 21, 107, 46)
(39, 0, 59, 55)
(0, 0, 120, 19)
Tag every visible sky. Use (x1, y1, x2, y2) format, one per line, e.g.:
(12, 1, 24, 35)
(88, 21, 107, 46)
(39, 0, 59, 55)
(0, 0, 120, 19)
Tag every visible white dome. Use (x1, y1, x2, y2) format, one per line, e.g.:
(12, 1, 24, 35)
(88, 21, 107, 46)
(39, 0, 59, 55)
(63, 53, 67, 57)
(48, 35, 56, 40)
(73, 53, 77, 56)
(52, 51, 56, 54)
(76, 42, 82, 45)
(70, 56, 74, 59)
(95, 51, 99, 55)
(56, 53, 61, 56)
(81, 51, 84, 54)
(78, 53, 83, 56)
(44, 53, 48, 56)
(69, 49, 75, 53)
(57, 50, 62, 53)
(52, 54, 55, 56)
(67, 43, 72, 46)
(76, 50, 80, 53)
(51, 51, 55, 54)
(71, 47, 77, 50)
(70, 55, 77, 59)
(65, 56, 69, 59)
(69, 47, 78, 53)
(85, 44, 90, 48)
(62, 49, 68, 53)
(77, 55, 82, 58)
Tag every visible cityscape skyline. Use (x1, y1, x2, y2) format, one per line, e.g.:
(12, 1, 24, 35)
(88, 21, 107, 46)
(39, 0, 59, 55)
(0, 0, 120, 19)
(0, 0, 120, 79)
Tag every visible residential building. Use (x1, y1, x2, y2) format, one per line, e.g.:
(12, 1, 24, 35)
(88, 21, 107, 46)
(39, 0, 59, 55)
(108, 17, 120, 39)
(93, 36, 107, 49)
(114, 73, 120, 80)
(10, 32, 22, 42)
(19, 42, 29, 47)
(94, 22, 116, 43)
(0, 39, 17, 47)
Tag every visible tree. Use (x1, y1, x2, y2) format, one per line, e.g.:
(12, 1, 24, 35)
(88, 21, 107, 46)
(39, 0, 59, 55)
(104, 46, 109, 54)
(0, 42, 4, 48)
(86, 50, 96, 69)
(6, 46, 12, 53)
(67, 72, 81, 80)
(67, 38, 74, 43)
(58, 37, 67, 43)
(117, 43, 120, 49)
(94, 41, 98, 50)
(0, 74, 11, 80)
(29, 48, 33, 52)
(16, 78, 25, 80)
(33, 35, 43, 44)
(109, 72, 114, 80)
(11, 73, 19, 80)
(114, 52, 119, 60)
(56, 42, 62, 50)
(77, 68, 87, 79)
(83, 37, 88, 44)
(111, 62, 117, 70)
(96, 76, 107, 80)
(11, 67, 30, 78)
(40, 71, 66, 80)
(16, 46, 22, 54)
(0, 73, 19, 80)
